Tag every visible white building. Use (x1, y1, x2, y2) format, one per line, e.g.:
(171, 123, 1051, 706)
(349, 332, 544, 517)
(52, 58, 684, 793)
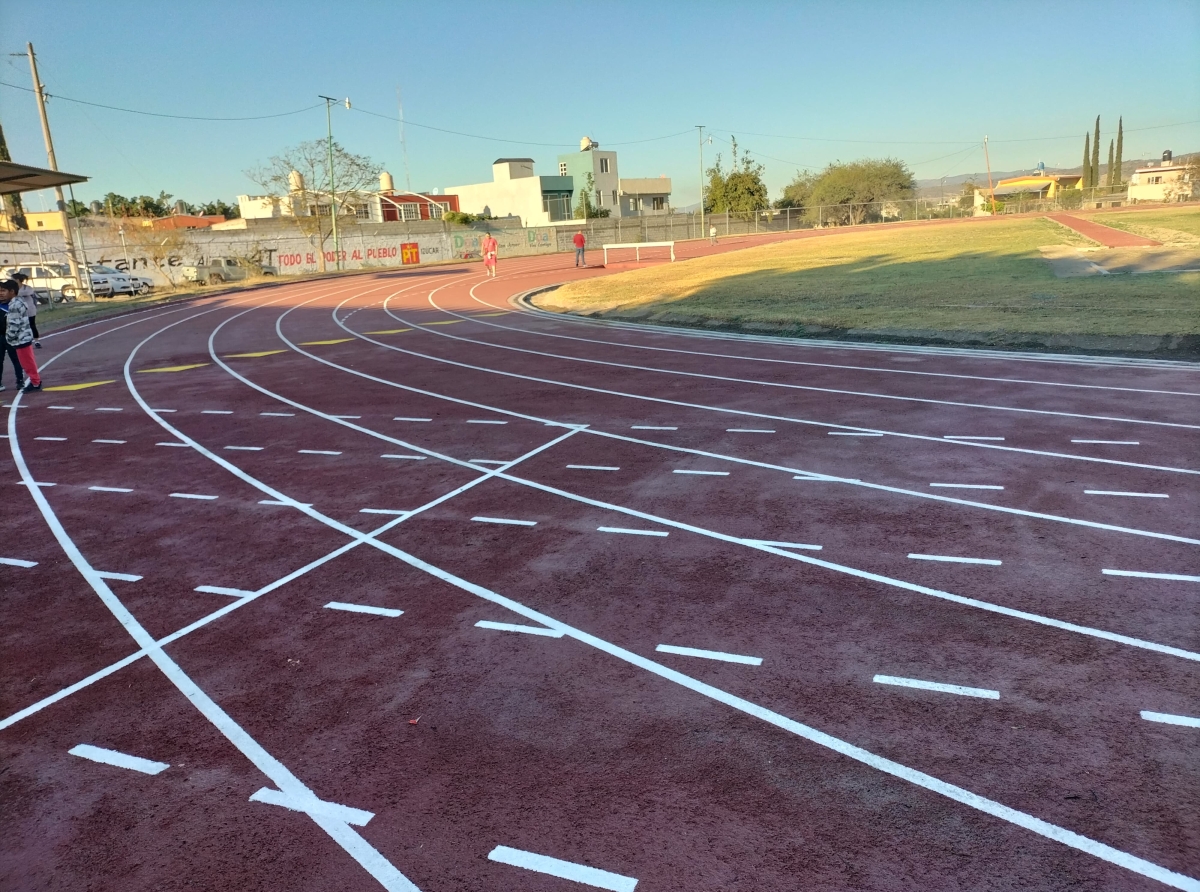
(557, 137, 672, 217)
(1128, 151, 1195, 202)
(446, 159, 575, 225)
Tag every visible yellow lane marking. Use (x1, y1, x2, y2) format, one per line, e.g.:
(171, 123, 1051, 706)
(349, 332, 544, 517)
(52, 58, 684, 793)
(298, 339, 353, 346)
(224, 350, 287, 358)
(42, 380, 117, 392)
(475, 312, 510, 317)
(422, 320, 463, 326)
(364, 329, 411, 335)
(137, 364, 210, 374)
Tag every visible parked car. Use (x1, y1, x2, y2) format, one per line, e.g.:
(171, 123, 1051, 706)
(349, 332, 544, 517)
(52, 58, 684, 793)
(88, 264, 138, 296)
(1, 263, 88, 301)
(180, 256, 277, 285)
(125, 271, 155, 294)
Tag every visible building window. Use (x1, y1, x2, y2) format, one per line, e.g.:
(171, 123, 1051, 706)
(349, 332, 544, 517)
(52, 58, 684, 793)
(652, 196, 665, 211)
(599, 158, 610, 174)
(354, 205, 370, 219)
(559, 162, 567, 176)
(430, 202, 447, 219)
(400, 202, 421, 221)
(1148, 175, 1163, 185)
(612, 190, 618, 205)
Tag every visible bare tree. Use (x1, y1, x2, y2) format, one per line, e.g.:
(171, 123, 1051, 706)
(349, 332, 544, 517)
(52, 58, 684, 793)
(245, 140, 381, 272)
(122, 224, 188, 290)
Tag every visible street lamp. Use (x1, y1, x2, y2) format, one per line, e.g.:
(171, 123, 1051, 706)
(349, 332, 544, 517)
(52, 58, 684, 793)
(319, 95, 351, 270)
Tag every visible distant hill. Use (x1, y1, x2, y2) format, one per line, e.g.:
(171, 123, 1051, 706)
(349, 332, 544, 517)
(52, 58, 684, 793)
(916, 152, 1197, 197)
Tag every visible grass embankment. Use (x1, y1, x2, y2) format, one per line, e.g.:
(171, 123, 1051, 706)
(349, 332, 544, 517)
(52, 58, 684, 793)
(1097, 207, 1200, 244)
(539, 215, 1200, 340)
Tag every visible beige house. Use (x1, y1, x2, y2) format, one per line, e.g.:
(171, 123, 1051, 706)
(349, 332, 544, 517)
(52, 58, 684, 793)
(1128, 153, 1194, 202)
(447, 159, 575, 225)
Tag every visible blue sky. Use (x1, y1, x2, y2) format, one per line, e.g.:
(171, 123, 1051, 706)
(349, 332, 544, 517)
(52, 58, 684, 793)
(3, 0, 1197, 211)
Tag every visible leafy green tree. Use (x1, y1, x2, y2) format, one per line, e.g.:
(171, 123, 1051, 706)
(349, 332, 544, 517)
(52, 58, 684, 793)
(704, 138, 768, 220)
(66, 198, 91, 218)
(1114, 117, 1124, 186)
(573, 171, 609, 219)
(1082, 133, 1091, 187)
(776, 170, 817, 211)
(1091, 116, 1101, 190)
(801, 158, 916, 225)
(198, 198, 240, 218)
(1106, 139, 1115, 188)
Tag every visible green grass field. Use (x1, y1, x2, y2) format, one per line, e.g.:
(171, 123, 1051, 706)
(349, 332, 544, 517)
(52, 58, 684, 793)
(1096, 207, 1200, 243)
(539, 212, 1200, 340)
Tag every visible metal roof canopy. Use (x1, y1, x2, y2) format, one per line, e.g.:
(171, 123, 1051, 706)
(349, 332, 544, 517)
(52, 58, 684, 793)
(0, 160, 88, 195)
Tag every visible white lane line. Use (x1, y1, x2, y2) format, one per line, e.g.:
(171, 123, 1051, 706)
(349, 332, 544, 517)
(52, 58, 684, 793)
(469, 459, 507, 465)
(873, 675, 1000, 700)
(908, 554, 1002, 566)
(259, 499, 313, 507)
(1141, 711, 1200, 728)
(944, 436, 1005, 441)
(69, 743, 169, 775)
(89, 486, 133, 493)
(360, 508, 410, 516)
(95, 407, 123, 412)
(487, 846, 637, 892)
(35, 436, 67, 441)
(475, 620, 564, 637)
(656, 644, 762, 665)
(929, 483, 1004, 490)
(1085, 490, 1168, 498)
(1103, 570, 1200, 582)
(150, 408, 176, 413)
(250, 787, 374, 826)
(332, 415, 361, 419)
(726, 428, 775, 433)
(16, 481, 55, 487)
(466, 419, 507, 424)
(96, 571, 142, 582)
(169, 492, 218, 500)
(298, 449, 342, 455)
(393, 416, 431, 422)
(156, 442, 188, 447)
(672, 469, 730, 476)
(631, 425, 676, 430)
(828, 431, 882, 436)
(195, 585, 255, 597)
(224, 445, 264, 451)
(597, 526, 669, 537)
(471, 516, 537, 526)
(260, 411, 294, 417)
(324, 601, 404, 618)
(741, 539, 822, 551)
(47, 405, 73, 410)
(1073, 439, 1139, 445)
(381, 453, 426, 460)
(0, 557, 37, 567)
(201, 409, 233, 415)
(567, 464, 620, 470)
(92, 439, 126, 444)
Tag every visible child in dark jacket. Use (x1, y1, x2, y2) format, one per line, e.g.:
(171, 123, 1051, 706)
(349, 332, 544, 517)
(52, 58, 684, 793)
(2, 279, 39, 392)
(0, 283, 26, 391)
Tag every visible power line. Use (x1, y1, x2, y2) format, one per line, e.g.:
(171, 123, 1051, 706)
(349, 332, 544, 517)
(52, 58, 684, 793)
(713, 120, 1200, 146)
(0, 80, 323, 121)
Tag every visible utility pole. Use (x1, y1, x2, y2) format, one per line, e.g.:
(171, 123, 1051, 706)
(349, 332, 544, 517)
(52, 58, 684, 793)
(319, 95, 346, 270)
(25, 43, 85, 293)
(697, 125, 705, 240)
(983, 135, 998, 216)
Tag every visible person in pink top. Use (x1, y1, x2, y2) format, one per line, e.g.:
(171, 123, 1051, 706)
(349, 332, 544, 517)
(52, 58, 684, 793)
(481, 233, 498, 277)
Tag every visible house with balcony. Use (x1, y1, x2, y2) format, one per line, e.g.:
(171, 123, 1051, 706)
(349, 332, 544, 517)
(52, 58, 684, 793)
(1129, 151, 1195, 202)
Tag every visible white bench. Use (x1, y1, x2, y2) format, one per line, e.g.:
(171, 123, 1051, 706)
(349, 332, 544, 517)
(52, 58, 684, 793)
(601, 241, 675, 264)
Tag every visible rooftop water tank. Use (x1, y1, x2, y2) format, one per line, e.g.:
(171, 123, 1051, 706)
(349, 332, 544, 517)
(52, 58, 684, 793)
(380, 171, 395, 192)
(287, 170, 304, 193)
(1163, 149, 1173, 163)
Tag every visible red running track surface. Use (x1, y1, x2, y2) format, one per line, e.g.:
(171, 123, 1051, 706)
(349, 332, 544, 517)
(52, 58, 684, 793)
(2, 240, 1199, 892)
(1048, 213, 1162, 247)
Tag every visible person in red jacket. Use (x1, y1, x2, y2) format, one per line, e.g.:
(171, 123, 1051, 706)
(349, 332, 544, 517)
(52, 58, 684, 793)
(573, 230, 586, 267)
(481, 233, 498, 278)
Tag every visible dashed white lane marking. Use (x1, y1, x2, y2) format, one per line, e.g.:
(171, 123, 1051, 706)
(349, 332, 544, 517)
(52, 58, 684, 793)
(89, 486, 133, 493)
(156, 442, 188, 447)
(260, 411, 294, 417)
(393, 417, 432, 422)
(1085, 490, 1168, 498)
(1073, 439, 1140, 445)
(381, 453, 427, 460)
(150, 408, 176, 413)
(930, 483, 1005, 490)
(259, 499, 313, 507)
(169, 493, 218, 500)
(224, 445, 264, 451)
(873, 675, 1000, 699)
(1103, 570, 1200, 582)
(944, 436, 1005, 441)
(201, 410, 233, 415)
(597, 526, 669, 537)
(47, 405, 73, 410)
(475, 620, 564, 637)
(793, 475, 862, 482)
(92, 439, 126, 444)
(656, 644, 763, 665)
(298, 449, 342, 456)
(908, 554, 1002, 566)
(332, 415, 361, 419)
(96, 571, 142, 582)
(35, 436, 67, 441)
(324, 601, 404, 618)
(567, 464, 620, 470)
(741, 539, 822, 551)
(1141, 711, 1200, 728)
(0, 557, 37, 568)
(69, 744, 169, 775)
(726, 428, 775, 433)
(195, 585, 254, 597)
(249, 787, 374, 826)
(466, 419, 507, 424)
(828, 431, 882, 436)
(16, 481, 55, 487)
(631, 425, 676, 430)
(487, 845, 637, 892)
(469, 459, 507, 465)
(472, 516, 537, 526)
(673, 469, 730, 476)
(95, 407, 123, 412)
(360, 508, 410, 516)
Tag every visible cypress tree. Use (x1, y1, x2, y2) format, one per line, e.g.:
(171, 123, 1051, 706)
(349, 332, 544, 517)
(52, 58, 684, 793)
(1107, 139, 1115, 187)
(1091, 116, 1101, 191)
(1082, 133, 1091, 187)
(1114, 117, 1124, 186)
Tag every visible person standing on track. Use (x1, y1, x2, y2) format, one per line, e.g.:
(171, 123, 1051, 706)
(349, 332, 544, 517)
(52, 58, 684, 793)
(3, 279, 40, 392)
(709, 223, 718, 245)
(12, 273, 41, 348)
(481, 232, 498, 278)
(573, 229, 586, 267)
(0, 283, 27, 392)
